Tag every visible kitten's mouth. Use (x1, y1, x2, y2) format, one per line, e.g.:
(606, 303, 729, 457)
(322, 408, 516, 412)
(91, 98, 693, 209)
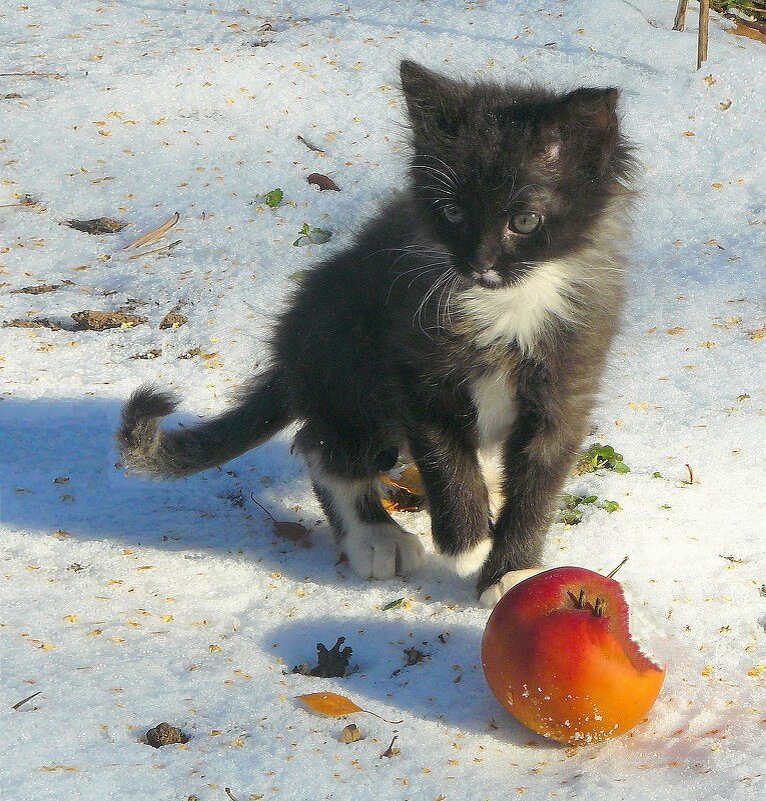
(471, 268, 504, 289)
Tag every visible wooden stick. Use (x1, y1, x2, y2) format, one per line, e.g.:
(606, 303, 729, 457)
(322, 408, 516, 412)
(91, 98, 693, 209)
(698, 0, 710, 70)
(0, 72, 64, 79)
(126, 239, 181, 260)
(673, 0, 689, 31)
(12, 691, 41, 710)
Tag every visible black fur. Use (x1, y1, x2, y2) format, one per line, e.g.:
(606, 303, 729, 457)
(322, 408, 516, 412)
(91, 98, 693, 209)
(118, 60, 635, 601)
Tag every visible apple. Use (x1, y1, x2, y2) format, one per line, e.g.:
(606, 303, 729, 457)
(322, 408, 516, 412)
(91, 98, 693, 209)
(481, 565, 665, 744)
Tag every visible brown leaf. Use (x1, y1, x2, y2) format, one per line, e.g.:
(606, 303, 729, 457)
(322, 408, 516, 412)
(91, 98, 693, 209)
(380, 464, 426, 512)
(71, 310, 147, 331)
(307, 173, 340, 192)
(726, 18, 766, 44)
(339, 724, 363, 744)
(64, 217, 125, 235)
(159, 311, 187, 329)
(11, 284, 60, 295)
(296, 692, 363, 717)
(273, 520, 311, 548)
(4, 317, 66, 331)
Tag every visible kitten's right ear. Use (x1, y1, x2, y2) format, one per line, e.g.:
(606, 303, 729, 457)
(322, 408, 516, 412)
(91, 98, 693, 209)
(400, 60, 460, 138)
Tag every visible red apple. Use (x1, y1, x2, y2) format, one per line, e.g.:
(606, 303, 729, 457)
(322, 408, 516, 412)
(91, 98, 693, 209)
(481, 566, 665, 744)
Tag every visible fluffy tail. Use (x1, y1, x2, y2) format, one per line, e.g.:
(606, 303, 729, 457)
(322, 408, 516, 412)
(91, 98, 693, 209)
(117, 368, 292, 478)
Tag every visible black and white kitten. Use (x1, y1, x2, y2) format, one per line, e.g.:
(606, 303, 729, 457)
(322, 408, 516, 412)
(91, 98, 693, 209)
(118, 60, 635, 606)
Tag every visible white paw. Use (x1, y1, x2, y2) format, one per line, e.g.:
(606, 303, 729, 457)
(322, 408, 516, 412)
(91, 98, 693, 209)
(479, 567, 545, 608)
(342, 524, 425, 580)
(440, 537, 492, 577)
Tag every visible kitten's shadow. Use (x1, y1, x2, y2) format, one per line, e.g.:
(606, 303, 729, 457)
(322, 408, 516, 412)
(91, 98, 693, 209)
(260, 614, 560, 749)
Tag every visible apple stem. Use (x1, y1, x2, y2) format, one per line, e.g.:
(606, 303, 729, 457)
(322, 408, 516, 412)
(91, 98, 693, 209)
(606, 556, 629, 579)
(593, 596, 605, 617)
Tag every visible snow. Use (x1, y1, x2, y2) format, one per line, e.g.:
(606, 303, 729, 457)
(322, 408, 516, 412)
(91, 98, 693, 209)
(1, 1, 764, 799)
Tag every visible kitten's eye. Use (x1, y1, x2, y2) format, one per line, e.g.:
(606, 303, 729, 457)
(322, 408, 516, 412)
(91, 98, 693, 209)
(510, 212, 543, 235)
(442, 204, 465, 224)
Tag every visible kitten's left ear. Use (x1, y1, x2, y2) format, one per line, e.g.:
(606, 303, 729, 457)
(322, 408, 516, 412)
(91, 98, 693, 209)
(562, 87, 619, 131)
(400, 60, 462, 139)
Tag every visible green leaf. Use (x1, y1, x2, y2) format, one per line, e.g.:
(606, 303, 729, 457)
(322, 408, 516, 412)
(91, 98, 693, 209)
(264, 188, 283, 207)
(293, 223, 332, 247)
(652, 471, 663, 479)
(581, 495, 598, 505)
(382, 598, 405, 611)
(560, 510, 582, 526)
(659, 504, 672, 510)
(603, 500, 621, 513)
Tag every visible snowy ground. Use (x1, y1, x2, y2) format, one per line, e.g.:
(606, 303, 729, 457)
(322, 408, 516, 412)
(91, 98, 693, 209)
(1, 1, 764, 799)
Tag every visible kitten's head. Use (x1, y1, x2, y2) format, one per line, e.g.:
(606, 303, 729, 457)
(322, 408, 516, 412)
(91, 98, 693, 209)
(400, 60, 634, 289)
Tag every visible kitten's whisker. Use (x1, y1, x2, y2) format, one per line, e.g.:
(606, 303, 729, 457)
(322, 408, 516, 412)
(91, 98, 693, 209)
(421, 154, 460, 183)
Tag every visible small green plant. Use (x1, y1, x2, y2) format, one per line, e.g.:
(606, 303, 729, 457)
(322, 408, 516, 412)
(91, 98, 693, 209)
(263, 188, 284, 207)
(575, 443, 630, 475)
(559, 494, 598, 526)
(293, 222, 332, 246)
(559, 493, 622, 525)
(250, 188, 284, 208)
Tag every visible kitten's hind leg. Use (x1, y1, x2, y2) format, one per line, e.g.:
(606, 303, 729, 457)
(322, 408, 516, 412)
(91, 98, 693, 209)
(299, 441, 425, 580)
(311, 471, 425, 579)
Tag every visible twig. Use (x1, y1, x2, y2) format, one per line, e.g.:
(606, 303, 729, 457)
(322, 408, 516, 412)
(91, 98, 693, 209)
(380, 735, 399, 758)
(126, 239, 181, 260)
(224, 789, 240, 801)
(673, 0, 689, 31)
(606, 556, 629, 579)
(12, 691, 41, 710)
(684, 464, 695, 484)
(249, 492, 277, 522)
(698, 0, 710, 69)
(0, 72, 64, 79)
(297, 135, 325, 154)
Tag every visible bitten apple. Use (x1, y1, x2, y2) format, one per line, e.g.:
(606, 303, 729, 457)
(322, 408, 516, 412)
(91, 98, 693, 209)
(481, 566, 665, 744)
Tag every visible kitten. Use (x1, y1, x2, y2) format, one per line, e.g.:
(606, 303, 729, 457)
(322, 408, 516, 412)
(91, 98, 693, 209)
(118, 60, 635, 606)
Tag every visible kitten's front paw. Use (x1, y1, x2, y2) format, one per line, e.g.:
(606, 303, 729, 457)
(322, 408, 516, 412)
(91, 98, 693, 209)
(478, 568, 545, 608)
(440, 537, 493, 577)
(342, 524, 425, 580)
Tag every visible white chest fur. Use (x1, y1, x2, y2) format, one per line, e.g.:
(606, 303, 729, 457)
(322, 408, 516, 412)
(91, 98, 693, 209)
(457, 259, 580, 356)
(471, 370, 517, 448)
(471, 371, 517, 517)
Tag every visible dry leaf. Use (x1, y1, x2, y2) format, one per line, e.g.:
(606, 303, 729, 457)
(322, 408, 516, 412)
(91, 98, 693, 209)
(123, 212, 180, 250)
(273, 520, 311, 548)
(159, 311, 187, 329)
(726, 19, 766, 44)
(71, 310, 147, 331)
(339, 724, 363, 744)
(307, 172, 340, 191)
(296, 692, 363, 717)
(380, 464, 426, 512)
(64, 217, 125, 235)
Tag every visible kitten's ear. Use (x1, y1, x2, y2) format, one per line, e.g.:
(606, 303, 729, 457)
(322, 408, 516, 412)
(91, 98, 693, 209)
(400, 60, 461, 138)
(562, 87, 619, 131)
(542, 87, 620, 174)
